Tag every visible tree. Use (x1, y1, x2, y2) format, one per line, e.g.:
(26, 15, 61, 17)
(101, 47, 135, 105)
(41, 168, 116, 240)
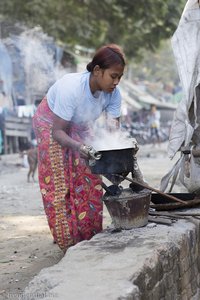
(0, 0, 186, 59)
(130, 40, 179, 82)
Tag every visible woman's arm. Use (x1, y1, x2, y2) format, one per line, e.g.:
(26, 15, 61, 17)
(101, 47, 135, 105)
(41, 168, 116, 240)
(52, 114, 91, 158)
(52, 114, 81, 150)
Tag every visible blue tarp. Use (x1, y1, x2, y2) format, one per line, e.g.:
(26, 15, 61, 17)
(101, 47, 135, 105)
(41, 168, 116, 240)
(0, 41, 12, 97)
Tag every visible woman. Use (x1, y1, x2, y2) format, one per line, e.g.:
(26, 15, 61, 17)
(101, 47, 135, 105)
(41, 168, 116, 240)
(33, 44, 126, 252)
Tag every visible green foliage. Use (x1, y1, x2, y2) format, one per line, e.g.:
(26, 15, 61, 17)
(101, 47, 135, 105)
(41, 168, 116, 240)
(129, 39, 180, 88)
(0, 0, 186, 59)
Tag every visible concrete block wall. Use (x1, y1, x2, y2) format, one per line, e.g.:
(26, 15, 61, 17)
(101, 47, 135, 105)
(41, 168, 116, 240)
(131, 219, 200, 300)
(23, 218, 200, 300)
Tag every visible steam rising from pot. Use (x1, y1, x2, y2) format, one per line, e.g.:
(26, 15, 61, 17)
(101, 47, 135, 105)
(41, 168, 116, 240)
(88, 126, 136, 151)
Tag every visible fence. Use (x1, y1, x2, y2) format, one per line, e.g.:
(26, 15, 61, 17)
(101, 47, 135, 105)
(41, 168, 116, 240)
(3, 116, 32, 154)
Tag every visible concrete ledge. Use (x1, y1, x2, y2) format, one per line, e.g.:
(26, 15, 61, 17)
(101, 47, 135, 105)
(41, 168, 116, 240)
(23, 216, 200, 300)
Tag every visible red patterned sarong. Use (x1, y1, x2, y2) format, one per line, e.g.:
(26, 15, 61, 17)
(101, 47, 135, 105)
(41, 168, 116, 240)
(33, 98, 103, 252)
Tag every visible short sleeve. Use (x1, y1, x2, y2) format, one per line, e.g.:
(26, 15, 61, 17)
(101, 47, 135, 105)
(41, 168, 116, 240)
(52, 87, 76, 121)
(47, 78, 77, 121)
(105, 87, 121, 118)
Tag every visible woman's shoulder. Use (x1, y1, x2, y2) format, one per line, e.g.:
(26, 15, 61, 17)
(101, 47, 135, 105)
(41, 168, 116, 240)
(57, 72, 88, 92)
(59, 71, 88, 86)
(108, 86, 121, 101)
(113, 86, 121, 96)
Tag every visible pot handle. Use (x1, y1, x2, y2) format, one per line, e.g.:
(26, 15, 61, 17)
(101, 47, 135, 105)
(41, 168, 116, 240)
(88, 147, 102, 166)
(88, 147, 101, 160)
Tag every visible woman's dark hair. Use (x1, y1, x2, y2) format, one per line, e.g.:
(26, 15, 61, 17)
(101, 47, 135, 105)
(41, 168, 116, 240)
(86, 44, 126, 72)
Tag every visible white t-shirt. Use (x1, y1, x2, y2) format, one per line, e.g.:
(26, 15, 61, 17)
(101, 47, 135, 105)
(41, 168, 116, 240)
(47, 71, 121, 124)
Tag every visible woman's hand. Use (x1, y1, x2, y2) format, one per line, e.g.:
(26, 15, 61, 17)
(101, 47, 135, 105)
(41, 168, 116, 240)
(79, 144, 91, 159)
(79, 144, 101, 160)
(51, 114, 100, 160)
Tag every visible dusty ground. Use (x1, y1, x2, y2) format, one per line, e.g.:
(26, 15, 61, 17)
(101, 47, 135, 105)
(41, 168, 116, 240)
(0, 155, 64, 299)
(0, 143, 185, 299)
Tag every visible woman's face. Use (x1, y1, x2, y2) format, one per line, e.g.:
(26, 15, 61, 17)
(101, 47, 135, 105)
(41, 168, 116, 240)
(94, 64, 124, 93)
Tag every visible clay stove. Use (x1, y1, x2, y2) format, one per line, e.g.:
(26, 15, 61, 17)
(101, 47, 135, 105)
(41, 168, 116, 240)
(103, 186, 151, 230)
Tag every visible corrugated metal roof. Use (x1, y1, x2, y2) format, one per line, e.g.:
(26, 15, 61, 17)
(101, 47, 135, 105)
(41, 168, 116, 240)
(120, 88, 142, 110)
(121, 79, 177, 110)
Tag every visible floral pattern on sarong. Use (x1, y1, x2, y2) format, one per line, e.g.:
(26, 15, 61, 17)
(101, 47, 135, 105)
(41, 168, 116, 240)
(33, 98, 103, 252)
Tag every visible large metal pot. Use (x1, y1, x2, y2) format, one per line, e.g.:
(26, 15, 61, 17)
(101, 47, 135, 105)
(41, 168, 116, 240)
(90, 147, 136, 174)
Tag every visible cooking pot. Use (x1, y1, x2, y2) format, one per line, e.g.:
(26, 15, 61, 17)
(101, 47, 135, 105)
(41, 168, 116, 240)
(90, 147, 136, 174)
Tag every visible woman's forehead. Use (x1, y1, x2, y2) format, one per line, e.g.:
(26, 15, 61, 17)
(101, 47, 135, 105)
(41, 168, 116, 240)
(107, 64, 124, 74)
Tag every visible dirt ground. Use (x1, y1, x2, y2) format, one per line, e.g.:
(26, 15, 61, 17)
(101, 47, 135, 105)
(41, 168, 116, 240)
(0, 155, 64, 300)
(0, 144, 184, 299)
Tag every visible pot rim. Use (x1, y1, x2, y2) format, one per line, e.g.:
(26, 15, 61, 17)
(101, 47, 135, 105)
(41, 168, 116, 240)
(96, 147, 135, 152)
(103, 191, 151, 202)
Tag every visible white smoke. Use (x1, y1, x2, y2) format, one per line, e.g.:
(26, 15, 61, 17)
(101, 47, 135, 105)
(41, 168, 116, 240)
(88, 125, 136, 151)
(19, 28, 56, 100)
(4, 26, 69, 104)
